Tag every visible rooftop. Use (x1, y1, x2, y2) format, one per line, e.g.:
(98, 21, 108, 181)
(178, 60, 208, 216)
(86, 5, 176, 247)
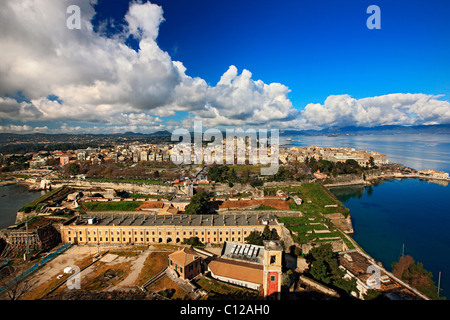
(208, 257, 264, 285)
(169, 247, 201, 267)
(221, 241, 265, 264)
(66, 213, 279, 228)
(338, 250, 424, 299)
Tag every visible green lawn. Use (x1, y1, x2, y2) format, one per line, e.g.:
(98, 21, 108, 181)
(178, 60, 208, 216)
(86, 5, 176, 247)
(252, 204, 279, 211)
(195, 277, 260, 299)
(87, 177, 165, 185)
(83, 201, 143, 211)
(129, 193, 171, 200)
(266, 182, 349, 217)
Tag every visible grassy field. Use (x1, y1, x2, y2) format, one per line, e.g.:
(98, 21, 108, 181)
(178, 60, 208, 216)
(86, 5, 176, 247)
(266, 182, 349, 217)
(146, 275, 188, 299)
(252, 204, 279, 211)
(274, 182, 352, 248)
(195, 277, 261, 300)
(83, 201, 143, 211)
(129, 193, 171, 200)
(230, 165, 262, 173)
(87, 177, 166, 185)
(136, 251, 171, 287)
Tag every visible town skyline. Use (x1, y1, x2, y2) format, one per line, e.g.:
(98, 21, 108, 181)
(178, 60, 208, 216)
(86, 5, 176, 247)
(0, 0, 450, 134)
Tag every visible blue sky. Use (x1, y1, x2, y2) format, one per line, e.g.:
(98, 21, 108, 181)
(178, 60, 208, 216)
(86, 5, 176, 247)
(92, 0, 450, 106)
(0, 0, 449, 133)
(149, 0, 450, 105)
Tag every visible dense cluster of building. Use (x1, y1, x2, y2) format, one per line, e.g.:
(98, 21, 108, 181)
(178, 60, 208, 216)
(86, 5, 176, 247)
(279, 146, 389, 166)
(2, 136, 391, 171)
(26, 143, 173, 169)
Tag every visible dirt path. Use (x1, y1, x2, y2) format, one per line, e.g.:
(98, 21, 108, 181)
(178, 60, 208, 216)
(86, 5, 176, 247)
(107, 248, 152, 291)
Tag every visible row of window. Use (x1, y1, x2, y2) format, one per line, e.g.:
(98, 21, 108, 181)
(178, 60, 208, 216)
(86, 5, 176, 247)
(67, 236, 245, 243)
(67, 230, 250, 236)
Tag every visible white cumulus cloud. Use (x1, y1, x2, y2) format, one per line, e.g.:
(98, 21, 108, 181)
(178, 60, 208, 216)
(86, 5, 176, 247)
(0, 0, 448, 134)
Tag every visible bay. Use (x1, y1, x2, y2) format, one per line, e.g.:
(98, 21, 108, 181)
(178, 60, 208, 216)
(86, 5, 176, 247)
(0, 183, 45, 230)
(331, 178, 450, 298)
(283, 133, 450, 173)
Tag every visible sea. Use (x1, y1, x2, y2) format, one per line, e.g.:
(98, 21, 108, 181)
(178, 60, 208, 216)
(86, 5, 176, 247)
(281, 133, 450, 173)
(284, 133, 450, 298)
(0, 183, 45, 230)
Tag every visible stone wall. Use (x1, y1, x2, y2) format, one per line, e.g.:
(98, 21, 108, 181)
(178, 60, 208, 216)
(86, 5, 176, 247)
(298, 275, 338, 297)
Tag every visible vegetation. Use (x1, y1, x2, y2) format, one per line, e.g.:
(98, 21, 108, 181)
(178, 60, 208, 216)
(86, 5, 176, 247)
(83, 201, 142, 211)
(181, 237, 204, 247)
(305, 244, 357, 295)
(136, 251, 170, 287)
(392, 255, 446, 300)
(65, 162, 177, 182)
(0, 154, 32, 172)
(184, 191, 210, 215)
(196, 277, 260, 300)
(129, 193, 172, 200)
(207, 164, 263, 186)
(252, 204, 279, 211)
(86, 177, 165, 185)
(19, 186, 64, 212)
(306, 157, 366, 176)
(266, 183, 349, 217)
(363, 289, 386, 300)
(245, 225, 279, 246)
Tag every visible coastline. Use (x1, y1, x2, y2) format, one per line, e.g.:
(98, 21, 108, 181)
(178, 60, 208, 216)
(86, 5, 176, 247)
(325, 174, 450, 188)
(1, 172, 446, 300)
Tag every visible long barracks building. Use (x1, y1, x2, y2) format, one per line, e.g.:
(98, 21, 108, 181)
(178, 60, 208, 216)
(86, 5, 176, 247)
(60, 213, 283, 245)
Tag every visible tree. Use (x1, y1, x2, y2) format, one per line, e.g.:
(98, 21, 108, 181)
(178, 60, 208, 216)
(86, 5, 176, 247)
(0, 265, 34, 300)
(227, 167, 238, 183)
(245, 231, 263, 246)
(305, 244, 356, 294)
(67, 163, 80, 176)
(184, 191, 210, 215)
(363, 289, 385, 300)
(271, 228, 280, 241)
(317, 160, 334, 174)
(368, 156, 378, 169)
(182, 237, 204, 247)
(392, 255, 445, 300)
(308, 156, 318, 172)
(262, 225, 272, 241)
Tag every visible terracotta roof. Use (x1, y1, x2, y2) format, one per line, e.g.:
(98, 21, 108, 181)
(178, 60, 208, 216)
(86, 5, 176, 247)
(169, 247, 201, 267)
(208, 257, 263, 285)
(158, 204, 179, 215)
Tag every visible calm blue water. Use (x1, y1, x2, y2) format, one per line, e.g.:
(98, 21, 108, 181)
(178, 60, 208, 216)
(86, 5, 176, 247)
(331, 178, 450, 298)
(283, 133, 450, 173)
(0, 184, 45, 229)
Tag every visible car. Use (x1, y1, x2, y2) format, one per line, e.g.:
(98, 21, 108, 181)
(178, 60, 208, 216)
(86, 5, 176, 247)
(57, 274, 64, 279)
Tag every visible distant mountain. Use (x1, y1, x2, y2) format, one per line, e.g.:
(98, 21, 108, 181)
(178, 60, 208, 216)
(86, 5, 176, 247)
(280, 124, 450, 136)
(111, 130, 171, 137)
(0, 130, 174, 153)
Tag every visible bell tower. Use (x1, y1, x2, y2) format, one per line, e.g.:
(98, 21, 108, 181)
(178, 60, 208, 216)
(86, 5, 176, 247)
(263, 240, 283, 299)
